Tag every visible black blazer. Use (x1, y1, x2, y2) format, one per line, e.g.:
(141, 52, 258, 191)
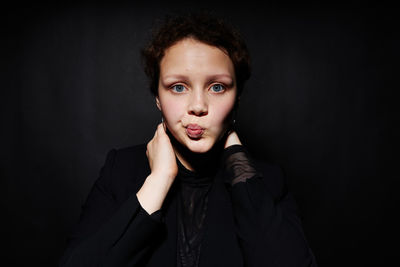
(59, 144, 317, 266)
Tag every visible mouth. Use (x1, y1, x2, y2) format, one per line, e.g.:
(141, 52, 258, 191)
(185, 124, 205, 139)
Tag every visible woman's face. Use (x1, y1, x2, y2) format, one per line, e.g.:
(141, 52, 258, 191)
(156, 38, 237, 153)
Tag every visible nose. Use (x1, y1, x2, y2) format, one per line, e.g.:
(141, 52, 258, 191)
(188, 90, 208, 116)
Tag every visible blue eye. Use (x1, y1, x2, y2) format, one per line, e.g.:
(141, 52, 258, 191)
(211, 84, 224, 93)
(172, 84, 185, 93)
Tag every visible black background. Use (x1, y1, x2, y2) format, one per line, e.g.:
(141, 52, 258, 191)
(2, 1, 398, 266)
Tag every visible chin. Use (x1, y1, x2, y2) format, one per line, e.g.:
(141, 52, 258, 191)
(184, 138, 215, 154)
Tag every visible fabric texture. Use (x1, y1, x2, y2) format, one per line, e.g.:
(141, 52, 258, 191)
(176, 158, 213, 267)
(59, 143, 318, 267)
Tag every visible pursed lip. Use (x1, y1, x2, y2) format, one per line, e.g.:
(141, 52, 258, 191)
(186, 124, 204, 130)
(185, 124, 205, 138)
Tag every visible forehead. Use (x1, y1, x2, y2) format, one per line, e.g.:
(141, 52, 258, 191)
(160, 38, 235, 78)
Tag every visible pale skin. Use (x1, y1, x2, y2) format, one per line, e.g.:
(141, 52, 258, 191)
(136, 38, 243, 214)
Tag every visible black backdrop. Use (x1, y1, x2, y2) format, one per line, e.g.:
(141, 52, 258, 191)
(2, 1, 398, 266)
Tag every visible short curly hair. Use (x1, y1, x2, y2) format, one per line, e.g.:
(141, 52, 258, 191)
(141, 12, 251, 97)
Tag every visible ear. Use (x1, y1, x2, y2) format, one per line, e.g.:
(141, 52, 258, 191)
(155, 96, 161, 111)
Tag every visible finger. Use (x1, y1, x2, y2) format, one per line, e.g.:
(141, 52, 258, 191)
(146, 142, 151, 156)
(154, 123, 165, 136)
(157, 122, 166, 135)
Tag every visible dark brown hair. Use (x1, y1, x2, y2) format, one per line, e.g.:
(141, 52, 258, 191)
(141, 12, 251, 97)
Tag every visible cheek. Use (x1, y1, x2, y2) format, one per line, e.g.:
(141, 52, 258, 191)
(210, 100, 235, 129)
(160, 98, 184, 122)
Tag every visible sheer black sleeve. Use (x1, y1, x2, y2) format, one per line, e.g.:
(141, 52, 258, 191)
(223, 145, 318, 267)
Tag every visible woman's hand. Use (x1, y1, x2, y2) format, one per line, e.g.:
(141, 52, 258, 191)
(224, 130, 242, 149)
(137, 122, 178, 215)
(146, 122, 178, 180)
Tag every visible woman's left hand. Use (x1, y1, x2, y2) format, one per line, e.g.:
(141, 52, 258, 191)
(224, 130, 242, 149)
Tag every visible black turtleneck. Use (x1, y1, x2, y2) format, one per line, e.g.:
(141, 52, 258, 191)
(175, 158, 213, 267)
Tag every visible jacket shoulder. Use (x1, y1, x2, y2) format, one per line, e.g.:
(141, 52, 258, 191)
(253, 158, 288, 201)
(113, 143, 148, 171)
(97, 143, 150, 204)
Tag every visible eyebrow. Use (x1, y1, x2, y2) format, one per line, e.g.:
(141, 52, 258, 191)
(162, 74, 234, 82)
(207, 74, 234, 81)
(162, 74, 189, 81)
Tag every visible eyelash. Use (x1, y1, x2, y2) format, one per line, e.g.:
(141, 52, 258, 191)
(170, 83, 226, 93)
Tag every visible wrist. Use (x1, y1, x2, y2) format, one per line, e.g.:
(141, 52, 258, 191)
(150, 170, 177, 182)
(136, 173, 175, 214)
(224, 131, 242, 148)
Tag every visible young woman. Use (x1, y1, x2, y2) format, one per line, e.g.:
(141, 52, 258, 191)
(60, 13, 317, 267)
